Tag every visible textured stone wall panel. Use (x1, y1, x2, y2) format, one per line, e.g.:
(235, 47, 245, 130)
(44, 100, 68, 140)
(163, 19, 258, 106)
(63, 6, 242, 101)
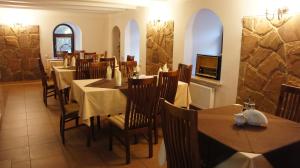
(0, 25, 40, 82)
(238, 16, 300, 114)
(146, 21, 174, 75)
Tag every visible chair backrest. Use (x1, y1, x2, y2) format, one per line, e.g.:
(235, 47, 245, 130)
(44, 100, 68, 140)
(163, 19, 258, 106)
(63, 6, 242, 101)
(51, 71, 67, 116)
(160, 98, 200, 168)
(127, 55, 135, 61)
(100, 57, 115, 78)
(75, 58, 93, 80)
(276, 84, 300, 122)
(37, 58, 48, 88)
(84, 52, 97, 59)
(89, 62, 108, 79)
(178, 63, 192, 84)
(126, 61, 137, 78)
(158, 71, 179, 104)
(125, 77, 158, 130)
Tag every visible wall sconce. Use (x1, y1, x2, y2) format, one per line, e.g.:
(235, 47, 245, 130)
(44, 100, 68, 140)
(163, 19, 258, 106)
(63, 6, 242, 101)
(266, 7, 288, 21)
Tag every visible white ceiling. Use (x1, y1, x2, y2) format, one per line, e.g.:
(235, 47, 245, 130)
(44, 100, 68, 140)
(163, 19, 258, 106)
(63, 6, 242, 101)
(0, 0, 165, 13)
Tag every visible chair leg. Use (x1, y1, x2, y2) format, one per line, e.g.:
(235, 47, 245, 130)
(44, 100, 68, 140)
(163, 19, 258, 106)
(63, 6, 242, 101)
(43, 88, 47, 106)
(75, 117, 79, 127)
(86, 126, 91, 147)
(97, 116, 101, 131)
(154, 120, 158, 144)
(148, 128, 153, 158)
(108, 124, 113, 151)
(61, 119, 65, 144)
(90, 117, 96, 141)
(125, 133, 130, 164)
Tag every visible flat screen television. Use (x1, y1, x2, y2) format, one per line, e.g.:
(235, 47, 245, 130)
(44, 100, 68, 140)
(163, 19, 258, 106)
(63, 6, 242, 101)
(195, 54, 222, 80)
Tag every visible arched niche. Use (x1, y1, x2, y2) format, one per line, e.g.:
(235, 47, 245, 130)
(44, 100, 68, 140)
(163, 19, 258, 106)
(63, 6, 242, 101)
(112, 26, 121, 61)
(184, 9, 223, 75)
(124, 19, 140, 63)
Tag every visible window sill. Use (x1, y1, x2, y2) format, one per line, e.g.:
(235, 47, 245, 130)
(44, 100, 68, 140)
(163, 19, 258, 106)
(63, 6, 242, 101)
(191, 76, 222, 89)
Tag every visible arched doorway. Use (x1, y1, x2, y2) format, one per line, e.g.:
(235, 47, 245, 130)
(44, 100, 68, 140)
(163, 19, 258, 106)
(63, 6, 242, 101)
(184, 9, 223, 75)
(112, 26, 121, 62)
(125, 19, 140, 63)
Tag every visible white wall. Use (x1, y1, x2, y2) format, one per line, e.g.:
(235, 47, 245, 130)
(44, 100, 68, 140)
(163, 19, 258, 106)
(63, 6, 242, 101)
(0, 7, 109, 62)
(107, 0, 272, 107)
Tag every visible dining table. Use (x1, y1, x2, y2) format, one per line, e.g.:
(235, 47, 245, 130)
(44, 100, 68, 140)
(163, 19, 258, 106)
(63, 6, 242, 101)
(46, 58, 63, 76)
(159, 104, 300, 168)
(69, 78, 192, 125)
(53, 66, 76, 90)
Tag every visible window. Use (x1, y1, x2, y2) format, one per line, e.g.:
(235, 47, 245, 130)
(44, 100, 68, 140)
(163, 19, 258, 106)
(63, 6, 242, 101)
(53, 24, 74, 57)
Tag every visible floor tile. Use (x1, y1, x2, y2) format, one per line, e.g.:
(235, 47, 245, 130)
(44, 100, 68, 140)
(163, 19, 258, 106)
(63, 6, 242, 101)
(0, 147, 30, 162)
(11, 160, 31, 168)
(0, 160, 11, 168)
(31, 155, 69, 168)
(30, 142, 63, 159)
(0, 136, 28, 151)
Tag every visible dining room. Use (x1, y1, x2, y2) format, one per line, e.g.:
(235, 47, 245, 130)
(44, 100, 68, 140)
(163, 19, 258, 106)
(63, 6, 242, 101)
(0, 0, 300, 168)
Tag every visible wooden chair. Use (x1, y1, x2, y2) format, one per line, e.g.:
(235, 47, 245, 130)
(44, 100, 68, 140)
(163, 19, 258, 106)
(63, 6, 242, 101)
(160, 98, 200, 168)
(126, 61, 137, 78)
(89, 62, 108, 79)
(127, 55, 135, 61)
(178, 63, 192, 84)
(52, 71, 91, 146)
(154, 71, 179, 144)
(75, 59, 93, 79)
(108, 77, 158, 164)
(276, 84, 300, 122)
(100, 57, 115, 78)
(38, 58, 56, 106)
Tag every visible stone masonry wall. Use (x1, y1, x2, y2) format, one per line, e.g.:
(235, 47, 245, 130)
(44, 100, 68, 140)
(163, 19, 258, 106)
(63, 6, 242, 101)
(237, 16, 300, 113)
(0, 25, 40, 82)
(146, 21, 174, 75)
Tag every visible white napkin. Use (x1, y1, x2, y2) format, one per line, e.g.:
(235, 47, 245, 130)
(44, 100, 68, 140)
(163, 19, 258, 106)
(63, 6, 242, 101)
(63, 58, 68, 68)
(115, 69, 122, 86)
(162, 64, 168, 72)
(71, 56, 76, 67)
(106, 65, 112, 80)
(235, 109, 268, 127)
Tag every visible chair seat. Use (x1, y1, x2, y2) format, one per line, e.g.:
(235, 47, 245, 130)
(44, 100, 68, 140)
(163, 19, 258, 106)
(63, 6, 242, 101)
(109, 114, 125, 130)
(47, 80, 55, 89)
(64, 103, 79, 117)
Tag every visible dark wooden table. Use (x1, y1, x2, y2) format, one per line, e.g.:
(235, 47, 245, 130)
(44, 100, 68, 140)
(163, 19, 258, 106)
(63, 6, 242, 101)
(198, 105, 300, 168)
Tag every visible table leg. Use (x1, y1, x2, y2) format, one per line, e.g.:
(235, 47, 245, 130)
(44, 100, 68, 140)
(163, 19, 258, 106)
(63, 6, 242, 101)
(90, 117, 96, 141)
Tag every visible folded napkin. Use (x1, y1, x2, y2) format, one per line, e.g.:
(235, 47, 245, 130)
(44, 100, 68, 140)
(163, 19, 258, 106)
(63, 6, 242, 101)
(71, 56, 76, 67)
(235, 109, 268, 127)
(115, 69, 122, 86)
(63, 58, 68, 68)
(162, 64, 168, 72)
(106, 65, 112, 80)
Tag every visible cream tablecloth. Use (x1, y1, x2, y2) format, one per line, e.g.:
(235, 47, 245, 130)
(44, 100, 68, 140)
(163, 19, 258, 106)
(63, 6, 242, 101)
(70, 79, 191, 125)
(53, 66, 75, 89)
(46, 59, 63, 76)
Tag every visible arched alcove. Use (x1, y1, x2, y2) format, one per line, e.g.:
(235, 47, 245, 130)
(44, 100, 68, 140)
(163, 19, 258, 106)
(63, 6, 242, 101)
(124, 19, 140, 63)
(184, 9, 223, 75)
(112, 26, 121, 61)
(64, 22, 82, 51)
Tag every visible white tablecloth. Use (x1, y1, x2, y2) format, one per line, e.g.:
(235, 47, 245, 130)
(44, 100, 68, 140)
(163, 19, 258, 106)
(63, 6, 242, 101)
(53, 66, 75, 90)
(70, 79, 192, 125)
(46, 59, 63, 76)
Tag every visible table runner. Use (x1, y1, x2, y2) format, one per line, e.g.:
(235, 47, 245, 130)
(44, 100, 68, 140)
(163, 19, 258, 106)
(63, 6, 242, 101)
(198, 105, 300, 168)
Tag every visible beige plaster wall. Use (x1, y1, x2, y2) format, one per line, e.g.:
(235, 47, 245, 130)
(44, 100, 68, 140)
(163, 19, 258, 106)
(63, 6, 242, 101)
(107, 0, 272, 107)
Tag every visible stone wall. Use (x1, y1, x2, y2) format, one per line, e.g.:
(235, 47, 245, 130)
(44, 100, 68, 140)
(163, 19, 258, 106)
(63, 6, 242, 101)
(0, 25, 40, 82)
(237, 16, 300, 113)
(146, 21, 174, 75)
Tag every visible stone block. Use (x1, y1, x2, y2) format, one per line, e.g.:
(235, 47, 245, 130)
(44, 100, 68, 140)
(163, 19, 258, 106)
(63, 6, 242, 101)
(263, 71, 287, 102)
(249, 47, 272, 67)
(259, 30, 283, 51)
(241, 29, 259, 61)
(243, 17, 254, 31)
(278, 15, 300, 42)
(254, 18, 273, 35)
(244, 65, 267, 91)
(18, 35, 30, 48)
(28, 25, 39, 34)
(257, 52, 286, 77)
(30, 34, 40, 48)
(5, 36, 19, 48)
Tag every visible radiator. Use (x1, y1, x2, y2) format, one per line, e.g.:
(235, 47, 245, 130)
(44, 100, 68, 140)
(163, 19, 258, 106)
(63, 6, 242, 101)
(190, 82, 215, 109)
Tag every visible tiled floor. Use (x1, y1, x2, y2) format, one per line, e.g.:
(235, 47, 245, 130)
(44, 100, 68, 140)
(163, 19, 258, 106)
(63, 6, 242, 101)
(0, 82, 166, 168)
